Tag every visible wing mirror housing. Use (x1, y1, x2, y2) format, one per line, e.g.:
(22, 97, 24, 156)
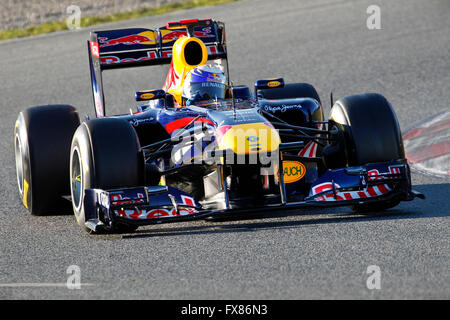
(254, 78, 284, 100)
(135, 89, 166, 102)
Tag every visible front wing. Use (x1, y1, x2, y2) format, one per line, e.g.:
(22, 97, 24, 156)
(82, 159, 424, 232)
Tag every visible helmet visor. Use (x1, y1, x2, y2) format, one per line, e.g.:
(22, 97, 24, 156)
(187, 82, 226, 100)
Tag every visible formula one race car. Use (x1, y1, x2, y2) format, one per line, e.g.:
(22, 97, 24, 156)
(14, 19, 424, 233)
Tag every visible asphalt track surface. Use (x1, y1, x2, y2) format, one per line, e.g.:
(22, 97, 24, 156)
(0, 0, 449, 300)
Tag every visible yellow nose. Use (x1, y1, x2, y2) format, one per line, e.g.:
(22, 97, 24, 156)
(217, 123, 281, 155)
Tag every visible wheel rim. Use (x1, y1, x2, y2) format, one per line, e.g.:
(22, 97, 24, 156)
(14, 133, 24, 194)
(71, 146, 83, 211)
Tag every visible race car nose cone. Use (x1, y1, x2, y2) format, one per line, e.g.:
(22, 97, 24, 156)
(216, 122, 281, 155)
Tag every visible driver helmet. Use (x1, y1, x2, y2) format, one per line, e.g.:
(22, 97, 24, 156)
(182, 64, 227, 105)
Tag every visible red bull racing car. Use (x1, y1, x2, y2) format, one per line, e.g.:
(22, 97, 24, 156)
(14, 19, 424, 233)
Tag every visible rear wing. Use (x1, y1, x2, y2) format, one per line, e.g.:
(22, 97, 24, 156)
(88, 19, 228, 117)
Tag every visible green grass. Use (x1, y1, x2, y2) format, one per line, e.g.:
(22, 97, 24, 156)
(0, 0, 240, 41)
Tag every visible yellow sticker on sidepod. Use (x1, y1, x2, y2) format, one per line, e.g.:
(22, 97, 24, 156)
(283, 161, 306, 183)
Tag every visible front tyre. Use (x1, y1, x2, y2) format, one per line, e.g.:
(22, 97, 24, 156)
(328, 93, 404, 167)
(14, 105, 80, 215)
(70, 118, 144, 233)
(326, 93, 405, 213)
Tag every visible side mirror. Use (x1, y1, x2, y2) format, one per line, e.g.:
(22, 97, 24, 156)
(135, 89, 166, 102)
(254, 78, 284, 100)
(255, 78, 284, 90)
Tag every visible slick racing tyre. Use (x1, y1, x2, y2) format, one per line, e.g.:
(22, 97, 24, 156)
(70, 118, 144, 233)
(326, 93, 405, 213)
(257, 82, 321, 104)
(14, 105, 80, 215)
(328, 93, 404, 166)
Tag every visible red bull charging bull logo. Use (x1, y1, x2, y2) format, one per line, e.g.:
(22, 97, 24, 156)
(98, 31, 157, 47)
(160, 27, 215, 43)
(97, 27, 214, 48)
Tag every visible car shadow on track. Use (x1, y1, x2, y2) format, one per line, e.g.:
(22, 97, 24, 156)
(121, 183, 449, 239)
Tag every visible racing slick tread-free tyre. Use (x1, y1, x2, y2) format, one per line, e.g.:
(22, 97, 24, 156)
(14, 105, 81, 215)
(328, 93, 405, 213)
(329, 93, 404, 166)
(70, 118, 144, 233)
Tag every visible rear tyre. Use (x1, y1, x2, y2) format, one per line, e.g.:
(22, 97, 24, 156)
(14, 105, 80, 215)
(326, 93, 404, 212)
(70, 118, 144, 233)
